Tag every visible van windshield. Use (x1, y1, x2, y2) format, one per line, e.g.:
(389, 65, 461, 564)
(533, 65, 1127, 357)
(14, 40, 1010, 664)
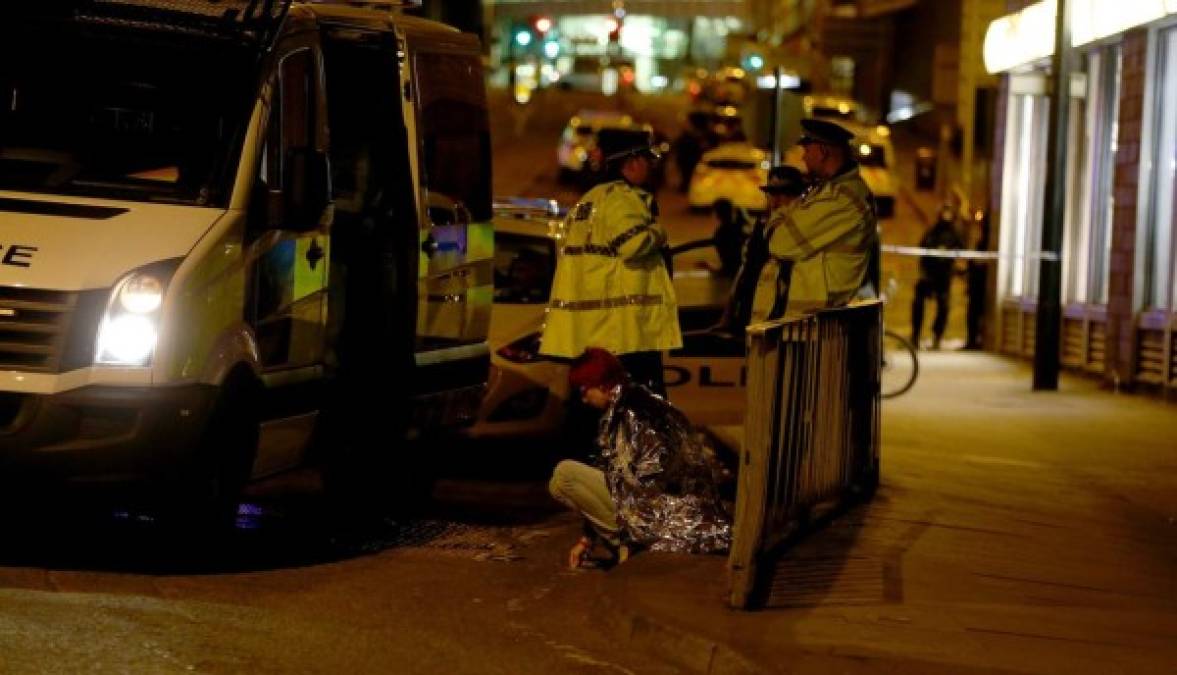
(0, 22, 256, 207)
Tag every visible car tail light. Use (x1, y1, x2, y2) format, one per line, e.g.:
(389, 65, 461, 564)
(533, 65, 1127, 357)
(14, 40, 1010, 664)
(497, 332, 544, 364)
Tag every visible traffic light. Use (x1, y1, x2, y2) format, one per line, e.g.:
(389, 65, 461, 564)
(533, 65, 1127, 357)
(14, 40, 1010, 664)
(514, 29, 533, 47)
(606, 18, 621, 43)
(533, 16, 552, 34)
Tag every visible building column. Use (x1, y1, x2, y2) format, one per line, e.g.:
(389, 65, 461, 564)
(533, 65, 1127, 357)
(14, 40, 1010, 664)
(957, 0, 1005, 211)
(985, 74, 1010, 351)
(1104, 29, 1150, 388)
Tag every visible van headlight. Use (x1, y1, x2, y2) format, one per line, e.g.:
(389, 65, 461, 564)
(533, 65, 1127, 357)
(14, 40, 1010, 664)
(95, 267, 174, 367)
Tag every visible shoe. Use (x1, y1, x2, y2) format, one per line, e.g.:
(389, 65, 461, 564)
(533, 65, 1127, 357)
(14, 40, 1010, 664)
(931, 338, 942, 351)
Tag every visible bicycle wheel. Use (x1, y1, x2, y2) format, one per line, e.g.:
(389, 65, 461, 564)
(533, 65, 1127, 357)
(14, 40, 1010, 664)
(881, 330, 919, 399)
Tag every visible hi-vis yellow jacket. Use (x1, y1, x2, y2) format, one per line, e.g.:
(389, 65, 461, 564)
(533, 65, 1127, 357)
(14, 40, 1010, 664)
(540, 180, 683, 358)
(751, 166, 878, 322)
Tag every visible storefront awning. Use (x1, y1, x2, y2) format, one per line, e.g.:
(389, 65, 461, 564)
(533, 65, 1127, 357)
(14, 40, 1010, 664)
(491, 0, 747, 21)
(984, 0, 1177, 74)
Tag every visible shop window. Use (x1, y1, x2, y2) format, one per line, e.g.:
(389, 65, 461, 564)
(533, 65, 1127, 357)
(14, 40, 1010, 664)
(999, 86, 1050, 299)
(1143, 26, 1177, 310)
(1065, 45, 1122, 305)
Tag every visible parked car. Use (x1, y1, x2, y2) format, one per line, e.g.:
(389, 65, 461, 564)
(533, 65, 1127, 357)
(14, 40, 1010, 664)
(557, 111, 664, 188)
(705, 66, 750, 106)
(558, 55, 605, 92)
(688, 142, 770, 212)
(557, 55, 635, 94)
(467, 203, 742, 439)
(803, 94, 870, 126)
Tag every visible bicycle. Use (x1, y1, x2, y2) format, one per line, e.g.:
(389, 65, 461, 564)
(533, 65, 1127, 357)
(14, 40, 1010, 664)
(879, 276, 919, 399)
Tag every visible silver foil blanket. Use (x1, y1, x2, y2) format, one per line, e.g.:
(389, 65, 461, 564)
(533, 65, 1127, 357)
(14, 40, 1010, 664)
(598, 384, 732, 553)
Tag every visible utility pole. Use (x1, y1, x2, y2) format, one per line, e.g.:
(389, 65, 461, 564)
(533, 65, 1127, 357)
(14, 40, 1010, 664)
(1033, 0, 1072, 391)
(770, 67, 785, 165)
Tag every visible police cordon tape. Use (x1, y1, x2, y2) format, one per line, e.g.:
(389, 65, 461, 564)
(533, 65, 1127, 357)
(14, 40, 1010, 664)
(881, 244, 1060, 262)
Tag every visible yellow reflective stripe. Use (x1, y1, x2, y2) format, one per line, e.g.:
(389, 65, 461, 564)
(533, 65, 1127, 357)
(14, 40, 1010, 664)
(562, 244, 618, 257)
(609, 224, 652, 250)
(548, 294, 664, 311)
(780, 213, 815, 258)
(833, 184, 871, 219)
(466, 220, 494, 260)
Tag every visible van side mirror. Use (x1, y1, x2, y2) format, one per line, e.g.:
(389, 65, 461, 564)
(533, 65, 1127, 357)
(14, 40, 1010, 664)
(283, 147, 330, 231)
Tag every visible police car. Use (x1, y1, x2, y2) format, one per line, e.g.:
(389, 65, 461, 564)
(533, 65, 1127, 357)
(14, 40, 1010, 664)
(687, 142, 771, 213)
(557, 111, 655, 183)
(803, 94, 868, 125)
(469, 199, 746, 439)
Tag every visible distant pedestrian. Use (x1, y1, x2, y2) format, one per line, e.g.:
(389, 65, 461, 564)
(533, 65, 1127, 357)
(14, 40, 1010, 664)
(714, 165, 808, 335)
(912, 204, 965, 350)
(964, 209, 991, 350)
(673, 113, 708, 193)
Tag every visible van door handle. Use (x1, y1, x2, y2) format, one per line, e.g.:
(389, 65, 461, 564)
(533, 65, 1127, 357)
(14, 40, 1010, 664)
(306, 239, 325, 270)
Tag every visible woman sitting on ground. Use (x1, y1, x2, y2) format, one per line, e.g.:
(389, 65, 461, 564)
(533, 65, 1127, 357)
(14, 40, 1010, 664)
(548, 348, 732, 569)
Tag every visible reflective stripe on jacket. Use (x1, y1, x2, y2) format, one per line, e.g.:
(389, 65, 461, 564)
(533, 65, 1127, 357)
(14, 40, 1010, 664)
(540, 180, 683, 358)
(751, 166, 878, 321)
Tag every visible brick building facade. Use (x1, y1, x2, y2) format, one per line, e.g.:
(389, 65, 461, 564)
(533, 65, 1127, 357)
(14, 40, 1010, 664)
(986, 3, 1177, 395)
(1105, 30, 1149, 387)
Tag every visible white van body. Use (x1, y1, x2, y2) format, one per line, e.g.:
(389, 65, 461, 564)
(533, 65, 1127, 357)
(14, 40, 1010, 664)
(0, 1, 493, 510)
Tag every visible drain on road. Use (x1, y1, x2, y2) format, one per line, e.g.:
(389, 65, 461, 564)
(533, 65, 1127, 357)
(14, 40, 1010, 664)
(765, 555, 889, 608)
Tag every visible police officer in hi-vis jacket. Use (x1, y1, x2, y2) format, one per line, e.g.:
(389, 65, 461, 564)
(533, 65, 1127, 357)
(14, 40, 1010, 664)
(540, 140, 682, 397)
(751, 119, 880, 321)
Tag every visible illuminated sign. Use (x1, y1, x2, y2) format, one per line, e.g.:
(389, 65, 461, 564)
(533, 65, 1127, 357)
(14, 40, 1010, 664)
(983, 2, 1056, 74)
(1071, 0, 1167, 47)
(985, 0, 1176, 74)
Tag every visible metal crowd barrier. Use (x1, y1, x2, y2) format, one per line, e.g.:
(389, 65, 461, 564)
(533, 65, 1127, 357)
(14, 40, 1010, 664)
(727, 301, 882, 609)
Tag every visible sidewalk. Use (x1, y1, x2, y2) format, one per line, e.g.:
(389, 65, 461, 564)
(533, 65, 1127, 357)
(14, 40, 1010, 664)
(592, 352, 1177, 674)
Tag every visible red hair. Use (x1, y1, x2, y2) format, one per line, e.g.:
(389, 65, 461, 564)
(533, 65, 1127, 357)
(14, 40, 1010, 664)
(568, 348, 628, 392)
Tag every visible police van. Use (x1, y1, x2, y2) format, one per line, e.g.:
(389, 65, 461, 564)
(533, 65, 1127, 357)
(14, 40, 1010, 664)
(0, 1, 493, 517)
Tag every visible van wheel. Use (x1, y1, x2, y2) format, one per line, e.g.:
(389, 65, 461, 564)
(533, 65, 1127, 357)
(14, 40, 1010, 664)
(169, 378, 259, 531)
